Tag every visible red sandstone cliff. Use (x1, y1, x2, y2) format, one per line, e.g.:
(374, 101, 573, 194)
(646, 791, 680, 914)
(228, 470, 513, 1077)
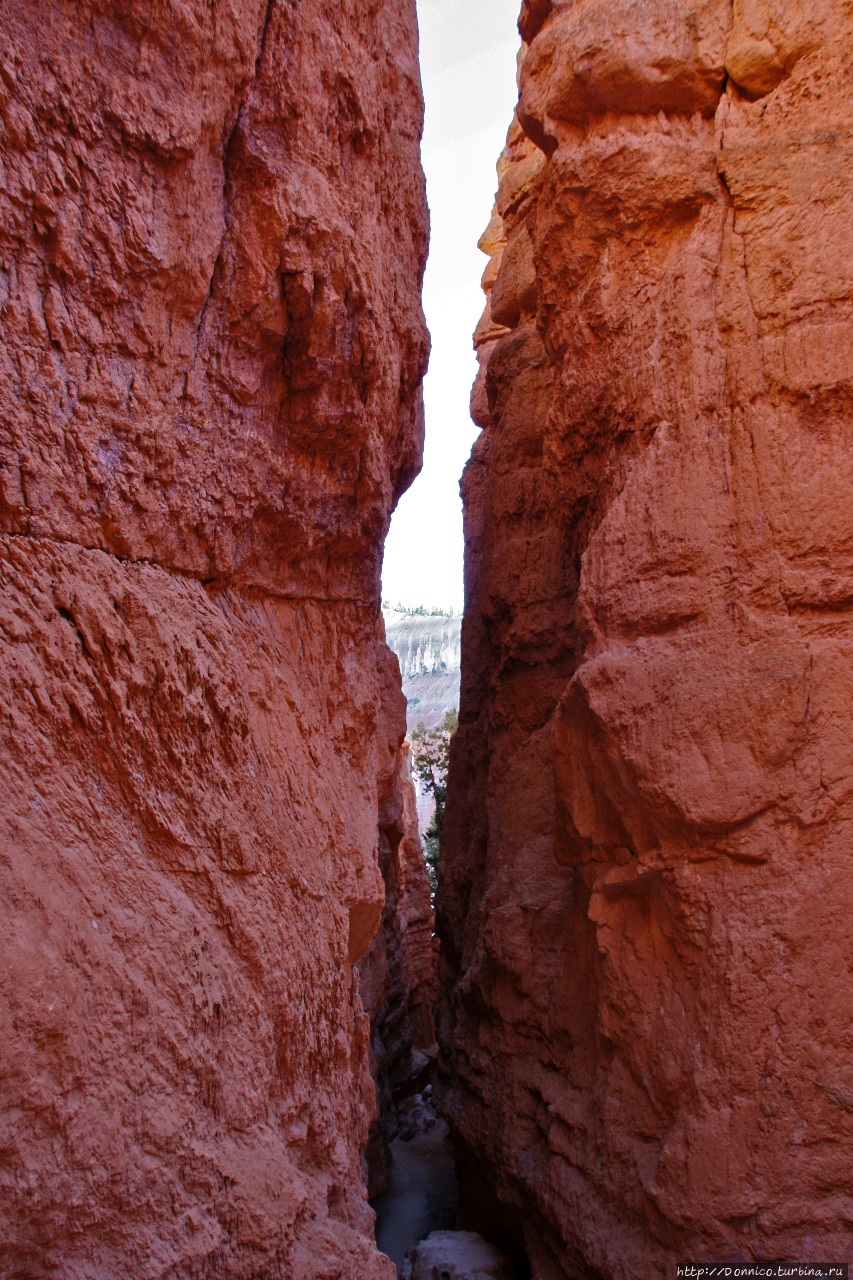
(440, 1, 853, 1275)
(0, 1, 428, 1274)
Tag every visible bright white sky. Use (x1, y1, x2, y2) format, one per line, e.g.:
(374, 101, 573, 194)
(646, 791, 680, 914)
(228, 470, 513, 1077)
(381, 0, 522, 613)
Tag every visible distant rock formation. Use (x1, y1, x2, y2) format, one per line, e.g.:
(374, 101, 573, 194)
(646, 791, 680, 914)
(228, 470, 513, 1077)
(384, 611, 462, 733)
(440, 1, 853, 1275)
(384, 612, 461, 835)
(0, 1, 427, 1274)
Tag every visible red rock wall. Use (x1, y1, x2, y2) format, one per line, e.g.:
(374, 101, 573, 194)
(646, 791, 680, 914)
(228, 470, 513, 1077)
(0, 1, 427, 1275)
(439, 2, 853, 1275)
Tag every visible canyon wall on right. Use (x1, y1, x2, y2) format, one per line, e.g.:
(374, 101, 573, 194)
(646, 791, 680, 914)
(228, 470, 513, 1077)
(438, 1, 853, 1275)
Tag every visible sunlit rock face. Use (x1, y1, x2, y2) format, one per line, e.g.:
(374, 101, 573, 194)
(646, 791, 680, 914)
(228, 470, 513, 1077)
(440, 2, 853, 1275)
(384, 612, 462, 732)
(0, 0, 427, 1274)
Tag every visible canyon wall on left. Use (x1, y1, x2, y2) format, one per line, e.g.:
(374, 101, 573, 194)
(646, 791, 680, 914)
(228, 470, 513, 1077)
(0, 1, 428, 1275)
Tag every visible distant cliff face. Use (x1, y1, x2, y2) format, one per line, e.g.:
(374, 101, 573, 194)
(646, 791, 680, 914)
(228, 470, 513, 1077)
(0, 1, 427, 1275)
(384, 612, 462, 732)
(440, 1, 853, 1275)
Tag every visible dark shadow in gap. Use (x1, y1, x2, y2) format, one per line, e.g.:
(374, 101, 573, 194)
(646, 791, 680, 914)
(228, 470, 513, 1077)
(371, 1117, 459, 1275)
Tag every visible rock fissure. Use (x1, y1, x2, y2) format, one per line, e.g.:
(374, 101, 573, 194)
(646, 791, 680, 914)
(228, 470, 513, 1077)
(193, 0, 278, 365)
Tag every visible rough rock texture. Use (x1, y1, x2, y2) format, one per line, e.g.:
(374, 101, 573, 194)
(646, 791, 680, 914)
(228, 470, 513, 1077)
(359, 744, 438, 1198)
(0, 1, 427, 1275)
(440, 2, 853, 1276)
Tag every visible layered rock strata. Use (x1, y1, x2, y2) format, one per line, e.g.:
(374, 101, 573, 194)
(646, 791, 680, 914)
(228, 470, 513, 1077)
(384, 610, 462, 733)
(440, 2, 853, 1275)
(0, 0, 427, 1275)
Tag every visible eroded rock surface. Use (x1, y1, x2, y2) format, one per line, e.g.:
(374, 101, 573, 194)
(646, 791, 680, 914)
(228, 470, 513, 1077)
(440, 2, 853, 1275)
(0, 0, 427, 1275)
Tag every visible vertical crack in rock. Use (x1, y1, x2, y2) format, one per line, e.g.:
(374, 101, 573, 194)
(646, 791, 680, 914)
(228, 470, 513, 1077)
(359, 740, 439, 1200)
(439, 1, 853, 1275)
(0, 0, 428, 1275)
(194, 0, 278, 365)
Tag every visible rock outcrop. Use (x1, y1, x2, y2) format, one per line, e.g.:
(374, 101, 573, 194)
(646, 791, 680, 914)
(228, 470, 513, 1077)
(385, 610, 461, 835)
(0, 1, 427, 1275)
(440, 2, 853, 1276)
(384, 611, 462, 733)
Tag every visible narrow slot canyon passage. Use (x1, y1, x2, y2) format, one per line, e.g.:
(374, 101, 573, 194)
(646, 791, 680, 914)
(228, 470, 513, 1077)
(372, 1118, 459, 1270)
(364, 1, 529, 1269)
(371, 0, 853, 1274)
(1, 0, 851, 1277)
